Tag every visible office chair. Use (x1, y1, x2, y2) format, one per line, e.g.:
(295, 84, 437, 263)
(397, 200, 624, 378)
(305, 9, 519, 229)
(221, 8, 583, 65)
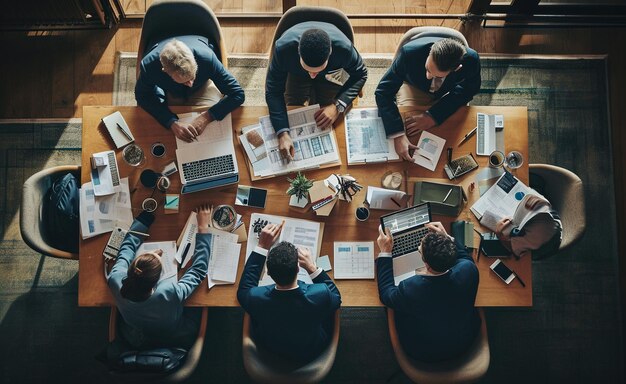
(529, 163, 586, 255)
(395, 26, 469, 59)
(242, 310, 340, 384)
(107, 306, 208, 383)
(269, 6, 362, 103)
(136, 0, 228, 80)
(20, 165, 80, 260)
(387, 308, 490, 384)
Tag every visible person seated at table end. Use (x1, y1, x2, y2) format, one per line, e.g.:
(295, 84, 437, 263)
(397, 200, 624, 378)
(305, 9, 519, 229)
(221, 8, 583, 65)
(135, 36, 244, 142)
(106, 204, 213, 349)
(237, 222, 341, 364)
(376, 222, 481, 362)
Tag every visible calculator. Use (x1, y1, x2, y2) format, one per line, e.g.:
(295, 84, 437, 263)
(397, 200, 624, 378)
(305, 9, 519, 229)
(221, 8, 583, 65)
(103, 227, 127, 262)
(444, 153, 479, 179)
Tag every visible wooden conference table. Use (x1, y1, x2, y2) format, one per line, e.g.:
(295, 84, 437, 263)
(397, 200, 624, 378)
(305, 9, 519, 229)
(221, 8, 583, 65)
(79, 105, 530, 308)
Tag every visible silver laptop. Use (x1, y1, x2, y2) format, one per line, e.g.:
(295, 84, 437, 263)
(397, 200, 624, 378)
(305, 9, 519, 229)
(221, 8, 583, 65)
(380, 203, 432, 261)
(176, 141, 239, 194)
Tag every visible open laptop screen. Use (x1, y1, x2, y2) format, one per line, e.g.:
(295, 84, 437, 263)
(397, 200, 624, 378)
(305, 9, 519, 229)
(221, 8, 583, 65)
(380, 203, 431, 235)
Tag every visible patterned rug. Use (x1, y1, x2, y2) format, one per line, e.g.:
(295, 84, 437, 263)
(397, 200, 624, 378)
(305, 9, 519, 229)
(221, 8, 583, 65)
(0, 56, 621, 383)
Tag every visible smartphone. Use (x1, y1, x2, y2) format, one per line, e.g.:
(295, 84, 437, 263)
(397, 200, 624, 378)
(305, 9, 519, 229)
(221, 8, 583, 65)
(235, 185, 268, 209)
(489, 259, 516, 284)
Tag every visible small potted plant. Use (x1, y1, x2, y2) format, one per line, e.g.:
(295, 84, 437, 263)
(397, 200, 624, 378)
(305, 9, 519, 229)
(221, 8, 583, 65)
(287, 172, 313, 208)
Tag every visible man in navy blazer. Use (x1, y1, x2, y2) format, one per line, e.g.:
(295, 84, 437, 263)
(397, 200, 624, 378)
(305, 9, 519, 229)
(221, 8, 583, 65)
(266, 22, 367, 161)
(237, 222, 341, 364)
(375, 36, 481, 161)
(135, 35, 244, 142)
(376, 222, 481, 362)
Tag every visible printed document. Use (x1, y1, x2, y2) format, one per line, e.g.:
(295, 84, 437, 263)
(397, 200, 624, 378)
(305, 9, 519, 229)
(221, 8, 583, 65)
(246, 213, 322, 286)
(333, 242, 375, 279)
(79, 178, 133, 239)
(344, 108, 399, 164)
(366, 186, 409, 210)
(239, 124, 271, 177)
(471, 172, 532, 220)
(413, 131, 446, 171)
(136, 241, 178, 283)
(257, 105, 340, 174)
(90, 150, 120, 196)
(206, 228, 241, 289)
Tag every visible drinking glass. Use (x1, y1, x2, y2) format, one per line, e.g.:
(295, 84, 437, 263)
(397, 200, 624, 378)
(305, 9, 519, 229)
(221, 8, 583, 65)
(122, 143, 146, 167)
(505, 151, 524, 170)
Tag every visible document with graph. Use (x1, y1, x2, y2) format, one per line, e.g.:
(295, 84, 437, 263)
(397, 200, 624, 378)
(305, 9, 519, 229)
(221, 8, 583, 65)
(413, 130, 446, 171)
(333, 241, 375, 279)
(344, 108, 399, 164)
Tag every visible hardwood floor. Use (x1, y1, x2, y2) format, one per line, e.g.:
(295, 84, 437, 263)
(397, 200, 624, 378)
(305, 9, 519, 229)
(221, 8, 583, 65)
(0, 2, 625, 377)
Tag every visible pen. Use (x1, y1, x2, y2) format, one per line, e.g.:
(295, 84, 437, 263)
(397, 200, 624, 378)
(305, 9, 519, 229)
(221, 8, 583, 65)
(390, 197, 401, 207)
(116, 123, 133, 141)
(165, 197, 179, 207)
(180, 242, 191, 266)
(442, 188, 453, 203)
(512, 270, 526, 287)
(458, 126, 477, 146)
(128, 230, 150, 237)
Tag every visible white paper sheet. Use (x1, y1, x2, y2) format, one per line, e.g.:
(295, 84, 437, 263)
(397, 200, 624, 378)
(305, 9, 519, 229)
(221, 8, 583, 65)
(344, 107, 399, 164)
(79, 178, 133, 239)
(413, 131, 446, 171)
(175, 113, 233, 148)
(470, 172, 531, 220)
(366, 186, 407, 210)
(333, 242, 375, 279)
(136, 241, 178, 283)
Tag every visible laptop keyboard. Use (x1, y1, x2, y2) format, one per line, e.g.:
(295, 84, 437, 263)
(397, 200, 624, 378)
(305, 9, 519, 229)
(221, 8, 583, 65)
(182, 155, 235, 182)
(392, 227, 430, 257)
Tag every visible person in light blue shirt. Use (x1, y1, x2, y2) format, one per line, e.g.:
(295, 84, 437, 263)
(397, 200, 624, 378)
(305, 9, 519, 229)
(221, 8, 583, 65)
(107, 205, 213, 349)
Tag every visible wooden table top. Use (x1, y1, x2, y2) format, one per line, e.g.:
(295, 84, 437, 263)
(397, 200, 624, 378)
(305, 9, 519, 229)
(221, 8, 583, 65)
(79, 105, 530, 307)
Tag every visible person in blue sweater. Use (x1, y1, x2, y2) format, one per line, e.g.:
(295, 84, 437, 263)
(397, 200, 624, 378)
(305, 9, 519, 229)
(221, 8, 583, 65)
(237, 222, 342, 364)
(376, 222, 480, 362)
(135, 35, 245, 142)
(107, 205, 213, 349)
(375, 37, 481, 161)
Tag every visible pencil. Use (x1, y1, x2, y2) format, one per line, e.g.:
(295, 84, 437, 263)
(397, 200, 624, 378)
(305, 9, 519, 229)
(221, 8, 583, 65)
(442, 188, 453, 203)
(128, 230, 150, 237)
(390, 197, 401, 207)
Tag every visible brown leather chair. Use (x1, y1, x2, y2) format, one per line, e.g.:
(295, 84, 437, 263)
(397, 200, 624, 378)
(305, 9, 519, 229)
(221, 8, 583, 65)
(107, 306, 208, 383)
(529, 163, 586, 254)
(20, 165, 80, 260)
(136, 0, 228, 80)
(242, 310, 340, 384)
(387, 308, 490, 384)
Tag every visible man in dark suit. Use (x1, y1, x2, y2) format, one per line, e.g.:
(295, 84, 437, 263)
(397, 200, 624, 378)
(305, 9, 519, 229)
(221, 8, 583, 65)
(135, 35, 244, 142)
(266, 22, 368, 161)
(375, 37, 481, 161)
(376, 222, 481, 362)
(237, 222, 341, 364)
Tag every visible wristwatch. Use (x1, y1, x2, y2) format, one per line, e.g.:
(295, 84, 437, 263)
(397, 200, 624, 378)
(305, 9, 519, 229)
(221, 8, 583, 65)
(335, 101, 346, 114)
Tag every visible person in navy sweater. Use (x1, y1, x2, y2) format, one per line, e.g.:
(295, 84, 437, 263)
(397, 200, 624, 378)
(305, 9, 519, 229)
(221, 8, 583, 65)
(135, 36, 244, 142)
(238, 222, 341, 364)
(376, 222, 481, 362)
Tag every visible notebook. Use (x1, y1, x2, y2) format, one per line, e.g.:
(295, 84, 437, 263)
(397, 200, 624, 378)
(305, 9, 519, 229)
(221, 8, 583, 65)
(101, 111, 135, 149)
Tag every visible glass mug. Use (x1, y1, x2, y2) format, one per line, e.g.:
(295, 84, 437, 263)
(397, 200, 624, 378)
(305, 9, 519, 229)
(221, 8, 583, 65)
(122, 143, 146, 167)
(505, 151, 524, 170)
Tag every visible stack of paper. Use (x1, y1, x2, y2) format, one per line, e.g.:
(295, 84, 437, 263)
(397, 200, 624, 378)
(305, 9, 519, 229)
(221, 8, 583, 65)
(79, 178, 133, 239)
(239, 105, 341, 178)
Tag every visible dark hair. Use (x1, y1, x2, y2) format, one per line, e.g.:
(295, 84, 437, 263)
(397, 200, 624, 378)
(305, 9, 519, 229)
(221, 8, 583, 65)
(120, 253, 162, 302)
(421, 232, 457, 272)
(430, 38, 466, 72)
(267, 241, 299, 286)
(298, 28, 332, 67)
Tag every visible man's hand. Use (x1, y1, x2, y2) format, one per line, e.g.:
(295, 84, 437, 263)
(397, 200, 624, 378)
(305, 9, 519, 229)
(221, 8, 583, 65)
(278, 132, 295, 163)
(190, 111, 214, 136)
(196, 204, 213, 234)
(394, 135, 418, 162)
(495, 217, 513, 241)
(314, 104, 339, 130)
(525, 195, 549, 210)
(170, 121, 199, 142)
(297, 247, 317, 274)
(404, 113, 436, 138)
(377, 225, 394, 255)
(258, 221, 284, 250)
(425, 221, 448, 236)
